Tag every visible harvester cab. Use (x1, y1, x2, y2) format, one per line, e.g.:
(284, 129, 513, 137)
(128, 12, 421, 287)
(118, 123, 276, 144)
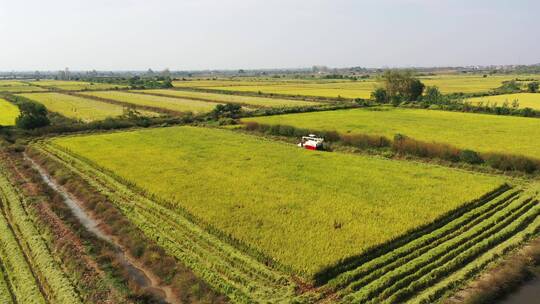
(298, 134, 324, 150)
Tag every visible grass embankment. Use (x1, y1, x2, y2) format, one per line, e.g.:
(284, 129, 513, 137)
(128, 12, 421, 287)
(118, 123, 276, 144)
(17, 92, 157, 122)
(80, 91, 221, 114)
(0, 99, 20, 126)
(243, 107, 540, 160)
(46, 126, 504, 280)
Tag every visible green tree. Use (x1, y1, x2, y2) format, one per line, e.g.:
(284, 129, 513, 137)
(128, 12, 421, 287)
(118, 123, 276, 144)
(15, 101, 50, 129)
(371, 88, 387, 103)
(423, 86, 443, 104)
(527, 81, 539, 93)
(210, 103, 242, 119)
(374, 70, 425, 103)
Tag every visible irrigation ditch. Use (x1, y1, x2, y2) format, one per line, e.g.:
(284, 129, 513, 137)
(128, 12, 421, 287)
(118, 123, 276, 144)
(26, 154, 178, 304)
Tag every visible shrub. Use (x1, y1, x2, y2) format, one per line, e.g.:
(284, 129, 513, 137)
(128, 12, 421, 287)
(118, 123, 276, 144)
(460, 150, 484, 165)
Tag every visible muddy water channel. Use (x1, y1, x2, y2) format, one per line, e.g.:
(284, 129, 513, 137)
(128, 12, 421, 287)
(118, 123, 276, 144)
(26, 155, 175, 304)
(497, 274, 540, 304)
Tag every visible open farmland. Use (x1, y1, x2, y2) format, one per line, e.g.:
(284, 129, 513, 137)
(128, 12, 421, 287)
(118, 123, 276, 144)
(46, 126, 505, 279)
(244, 107, 540, 159)
(80, 91, 221, 114)
(0, 164, 82, 304)
(419, 75, 536, 93)
(18, 92, 157, 122)
(203, 81, 377, 99)
(0, 84, 47, 93)
(28, 80, 127, 91)
(174, 75, 537, 98)
(0, 99, 19, 126)
(467, 93, 540, 110)
(135, 89, 324, 107)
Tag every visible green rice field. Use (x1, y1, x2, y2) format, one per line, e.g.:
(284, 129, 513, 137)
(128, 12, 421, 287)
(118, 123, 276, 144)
(80, 91, 221, 114)
(467, 93, 540, 110)
(50, 126, 505, 278)
(0, 99, 20, 126)
(18, 92, 156, 122)
(244, 107, 540, 159)
(135, 89, 323, 107)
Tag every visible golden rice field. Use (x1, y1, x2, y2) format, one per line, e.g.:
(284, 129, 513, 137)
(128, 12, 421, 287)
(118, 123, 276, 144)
(244, 107, 540, 159)
(18, 92, 157, 122)
(467, 93, 540, 110)
(135, 89, 323, 107)
(175, 75, 537, 98)
(80, 91, 221, 114)
(0, 99, 19, 126)
(51, 126, 505, 278)
(419, 74, 536, 94)
(28, 80, 127, 91)
(0, 84, 46, 93)
(0, 80, 27, 86)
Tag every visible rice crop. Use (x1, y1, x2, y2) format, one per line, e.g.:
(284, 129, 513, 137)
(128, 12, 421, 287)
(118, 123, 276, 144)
(243, 107, 540, 159)
(48, 126, 504, 279)
(133, 89, 323, 107)
(80, 91, 221, 114)
(17, 92, 157, 122)
(0, 98, 20, 126)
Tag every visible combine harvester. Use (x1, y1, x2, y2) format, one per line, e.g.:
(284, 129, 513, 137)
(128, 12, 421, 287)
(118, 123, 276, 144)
(298, 134, 324, 150)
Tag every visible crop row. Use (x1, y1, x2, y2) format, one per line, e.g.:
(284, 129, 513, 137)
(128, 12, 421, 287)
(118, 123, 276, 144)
(340, 191, 540, 303)
(329, 187, 519, 291)
(0, 198, 45, 304)
(0, 165, 82, 304)
(34, 143, 301, 303)
(0, 262, 13, 303)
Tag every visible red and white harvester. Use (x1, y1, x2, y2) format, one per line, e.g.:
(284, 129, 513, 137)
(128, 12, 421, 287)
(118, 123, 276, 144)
(298, 134, 324, 150)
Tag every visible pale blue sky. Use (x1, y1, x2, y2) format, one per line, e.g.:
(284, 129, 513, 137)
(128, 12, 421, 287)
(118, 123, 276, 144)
(0, 0, 538, 71)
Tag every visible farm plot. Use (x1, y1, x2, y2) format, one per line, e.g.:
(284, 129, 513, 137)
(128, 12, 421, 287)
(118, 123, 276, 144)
(0, 99, 19, 126)
(18, 92, 157, 122)
(331, 183, 540, 303)
(134, 89, 324, 107)
(179, 75, 534, 98)
(44, 126, 505, 280)
(0, 83, 46, 93)
(28, 80, 126, 91)
(467, 93, 540, 110)
(205, 81, 377, 99)
(244, 107, 540, 159)
(0, 164, 81, 304)
(80, 91, 221, 114)
(420, 75, 531, 94)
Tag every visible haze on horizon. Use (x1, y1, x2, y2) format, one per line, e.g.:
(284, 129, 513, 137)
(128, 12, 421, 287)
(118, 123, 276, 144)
(1, 0, 539, 71)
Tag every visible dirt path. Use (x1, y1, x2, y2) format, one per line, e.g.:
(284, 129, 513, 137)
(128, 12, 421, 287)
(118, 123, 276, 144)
(26, 154, 179, 304)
